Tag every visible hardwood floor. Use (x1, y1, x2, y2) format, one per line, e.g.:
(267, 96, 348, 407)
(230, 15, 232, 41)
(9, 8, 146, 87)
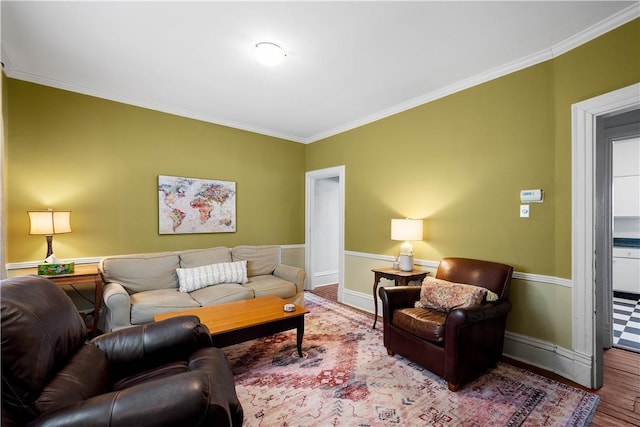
(309, 284, 640, 426)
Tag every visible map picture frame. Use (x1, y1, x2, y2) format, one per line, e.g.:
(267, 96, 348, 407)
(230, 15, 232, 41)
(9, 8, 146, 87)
(158, 175, 236, 234)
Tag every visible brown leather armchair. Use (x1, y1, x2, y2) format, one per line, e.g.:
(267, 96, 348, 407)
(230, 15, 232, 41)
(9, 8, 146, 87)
(1, 275, 243, 427)
(379, 257, 513, 391)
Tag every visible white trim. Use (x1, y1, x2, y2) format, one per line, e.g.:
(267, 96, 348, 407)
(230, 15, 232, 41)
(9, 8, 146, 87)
(311, 269, 339, 288)
(571, 83, 640, 388)
(6, 244, 306, 271)
(279, 244, 305, 250)
(4, 5, 636, 145)
(306, 4, 639, 144)
(6, 257, 103, 270)
(345, 250, 571, 287)
(502, 331, 592, 387)
(342, 287, 377, 316)
(305, 166, 346, 296)
(552, 4, 640, 58)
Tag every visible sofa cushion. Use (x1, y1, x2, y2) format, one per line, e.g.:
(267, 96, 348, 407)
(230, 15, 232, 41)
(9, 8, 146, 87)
(231, 245, 280, 277)
(130, 289, 201, 325)
(179, 247, 231, 268)
(177, 261, 248, 293)
(100, 252, 180, 293)
(189, 284, 255, 306)
(243, 275, 297, 299)
(415, 276, 487, 312)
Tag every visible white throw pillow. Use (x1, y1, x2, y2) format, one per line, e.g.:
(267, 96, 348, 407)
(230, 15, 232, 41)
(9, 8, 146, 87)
(176, 260, 248, 292)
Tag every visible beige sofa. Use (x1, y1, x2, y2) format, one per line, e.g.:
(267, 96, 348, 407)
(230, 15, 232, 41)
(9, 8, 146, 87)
(99, 245, 305, 332)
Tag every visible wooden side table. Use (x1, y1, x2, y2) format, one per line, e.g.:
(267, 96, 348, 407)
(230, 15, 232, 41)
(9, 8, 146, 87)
(372, 267, 428, 329)
(16, 264, 104, 336)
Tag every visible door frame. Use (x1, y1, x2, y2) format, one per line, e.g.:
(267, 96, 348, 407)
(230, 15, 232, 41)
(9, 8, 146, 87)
(571, 82, 639, 388)
(305, 166, 345, 300)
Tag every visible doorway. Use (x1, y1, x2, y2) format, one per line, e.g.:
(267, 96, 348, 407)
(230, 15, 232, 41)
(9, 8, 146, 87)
(572, 82, 640, 389)
(305, 166, 345, 301)
(597, 111, 640, 353)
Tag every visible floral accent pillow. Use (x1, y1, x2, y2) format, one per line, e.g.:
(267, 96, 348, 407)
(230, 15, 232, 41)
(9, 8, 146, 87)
(177, 260, 248, 293)
(415, 276, 491, 312)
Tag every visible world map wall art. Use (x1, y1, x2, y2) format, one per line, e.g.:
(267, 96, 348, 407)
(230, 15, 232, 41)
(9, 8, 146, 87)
(158, 175, 236, 234)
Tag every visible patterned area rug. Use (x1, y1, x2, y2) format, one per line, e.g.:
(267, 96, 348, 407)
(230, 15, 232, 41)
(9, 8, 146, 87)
(225, 293, 599, 426)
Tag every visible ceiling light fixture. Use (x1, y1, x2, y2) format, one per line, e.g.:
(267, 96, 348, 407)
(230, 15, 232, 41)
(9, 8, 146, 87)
(254, 42, 286, 66)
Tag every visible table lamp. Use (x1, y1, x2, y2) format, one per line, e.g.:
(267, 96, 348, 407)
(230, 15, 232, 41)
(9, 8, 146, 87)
(391, 218, 423, 271)
(28, 209, 71, 261)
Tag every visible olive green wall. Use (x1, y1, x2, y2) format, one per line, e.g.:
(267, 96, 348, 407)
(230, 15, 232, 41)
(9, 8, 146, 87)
(3, 19, 639, 350)
(308, 18, 639, 277)
(307, 19, 639, 348)
(5, 81, 305, 262)
(552, 19, 640, 277)
(309, 61, 557, 274)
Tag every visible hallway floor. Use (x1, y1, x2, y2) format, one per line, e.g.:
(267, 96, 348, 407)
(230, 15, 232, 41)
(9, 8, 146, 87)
(614, 295, 640, 353)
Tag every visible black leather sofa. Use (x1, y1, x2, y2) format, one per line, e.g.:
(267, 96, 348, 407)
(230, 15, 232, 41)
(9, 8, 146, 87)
(1, 275, 243, 427)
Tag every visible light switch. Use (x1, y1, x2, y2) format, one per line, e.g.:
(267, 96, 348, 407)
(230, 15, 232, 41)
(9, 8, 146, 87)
(520, 205, 530, 218)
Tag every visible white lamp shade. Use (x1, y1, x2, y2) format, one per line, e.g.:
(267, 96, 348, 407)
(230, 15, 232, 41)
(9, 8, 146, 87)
(28, 210, 71, 235)
(391, 219, 423, 242)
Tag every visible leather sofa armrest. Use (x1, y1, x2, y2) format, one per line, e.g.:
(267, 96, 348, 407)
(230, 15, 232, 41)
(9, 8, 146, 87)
(273, 264, 306, 294)
(91, 316, 212, 378)
(28, 371, 233, 427)
(101, 281, 132, 332)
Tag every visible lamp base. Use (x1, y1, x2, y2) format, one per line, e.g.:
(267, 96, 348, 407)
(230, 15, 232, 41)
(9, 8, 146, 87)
(399, 254, 413, 271)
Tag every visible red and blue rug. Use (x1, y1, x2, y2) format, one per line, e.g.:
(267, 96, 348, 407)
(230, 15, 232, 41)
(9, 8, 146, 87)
(225, 292, 599, 426)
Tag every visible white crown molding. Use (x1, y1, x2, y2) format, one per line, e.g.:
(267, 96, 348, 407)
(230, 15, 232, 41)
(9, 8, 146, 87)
(552, 3, 640, 58)
(306, 3, 640, 144)
(1, 65, 309, 144)
(4, 6, 637, 146)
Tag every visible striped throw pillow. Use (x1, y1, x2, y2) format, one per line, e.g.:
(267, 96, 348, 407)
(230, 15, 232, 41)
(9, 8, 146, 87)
(176, 260, 248, 293)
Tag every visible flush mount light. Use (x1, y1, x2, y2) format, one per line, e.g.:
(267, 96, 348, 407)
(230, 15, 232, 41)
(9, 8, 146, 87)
(254, 42, 286, 66)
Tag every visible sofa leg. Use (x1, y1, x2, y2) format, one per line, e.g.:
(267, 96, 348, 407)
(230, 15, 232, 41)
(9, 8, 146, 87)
(448, 382, 459, 392)
(386, 349, 394, 356)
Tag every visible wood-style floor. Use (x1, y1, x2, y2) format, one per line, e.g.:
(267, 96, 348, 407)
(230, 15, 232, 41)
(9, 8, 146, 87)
(309, 284, 640, 426)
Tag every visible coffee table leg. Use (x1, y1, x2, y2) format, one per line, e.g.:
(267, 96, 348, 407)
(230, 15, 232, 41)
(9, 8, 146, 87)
(296, 317, 305, 357)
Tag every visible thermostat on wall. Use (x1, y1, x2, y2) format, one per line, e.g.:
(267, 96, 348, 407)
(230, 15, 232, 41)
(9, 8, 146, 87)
(520, 189, 543, 203)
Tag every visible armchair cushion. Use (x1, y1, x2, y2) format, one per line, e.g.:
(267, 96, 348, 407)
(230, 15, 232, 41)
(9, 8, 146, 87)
(415, 276, 487, 312)
(393, 307, 448, 342)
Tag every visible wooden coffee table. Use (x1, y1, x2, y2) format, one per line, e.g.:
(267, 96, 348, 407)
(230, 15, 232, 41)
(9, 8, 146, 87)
(153, 295, 310, 357)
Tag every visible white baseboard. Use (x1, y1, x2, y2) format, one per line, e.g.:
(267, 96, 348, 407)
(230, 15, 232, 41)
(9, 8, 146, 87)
(503, 331, 592, 388)
(339, 287, 593, 388)
(312, 269, 339, 288)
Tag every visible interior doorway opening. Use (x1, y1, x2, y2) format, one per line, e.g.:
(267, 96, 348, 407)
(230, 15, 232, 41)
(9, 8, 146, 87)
(305, 166, 345, 302)
(572, 82, 640, 389)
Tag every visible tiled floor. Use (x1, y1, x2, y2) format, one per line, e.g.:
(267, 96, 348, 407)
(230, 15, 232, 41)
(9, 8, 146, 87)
(613, 295, 640, 353)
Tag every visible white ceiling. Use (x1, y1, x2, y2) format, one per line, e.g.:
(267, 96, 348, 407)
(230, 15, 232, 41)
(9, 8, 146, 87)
(2, 1, 638, 143)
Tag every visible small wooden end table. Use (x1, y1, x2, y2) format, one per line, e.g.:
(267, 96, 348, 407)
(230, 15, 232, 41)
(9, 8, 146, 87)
(372, 267, 428, 329)
(16, 264, 104, 337)
(154, 295, 310, 357)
